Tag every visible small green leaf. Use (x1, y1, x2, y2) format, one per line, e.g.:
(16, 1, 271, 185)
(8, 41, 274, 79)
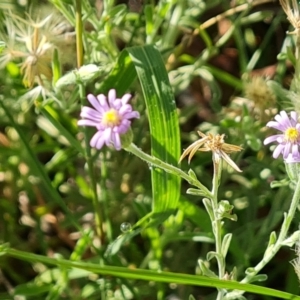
(202, 198, 214, 221)
(105, 227, 142, 257)
(248, 274, 268, 283)
(105, 211, 172, 256)
(207, 251, 222, 262)
(245, 267, 256, 276)
(216, 200, 237, 221)
(267, 231, 277, 248)
(270, 178, 289, 188)
(221, 233, 232, 258)
(186, 188, 207, 196)
(52, 48, 61, 86)
(188, 169, 198, 181)
(198, 259, 217, 278)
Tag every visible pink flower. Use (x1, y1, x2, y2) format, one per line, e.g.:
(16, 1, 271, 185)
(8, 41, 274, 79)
(78, 89, 140, 150)
(264, 111, 300, 160)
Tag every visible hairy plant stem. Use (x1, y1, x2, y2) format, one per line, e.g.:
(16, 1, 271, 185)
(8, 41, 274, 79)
(210, 160, 226, 300)
(225, 172, 300, 299)
(125, 143, 212, 198)
(99, 151, 113, 242)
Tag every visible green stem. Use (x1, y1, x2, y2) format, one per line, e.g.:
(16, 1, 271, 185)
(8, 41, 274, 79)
(99, 152, 113, 242)
(75, 0, 84, 68)
(125, 143, 212, 198)
(225, 172, 300, 299)
(210, 160, 226, 300)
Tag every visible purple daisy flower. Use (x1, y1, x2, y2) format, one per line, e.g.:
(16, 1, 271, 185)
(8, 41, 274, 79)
(78, 89, 140, 150)
(264, 111, 300, 160)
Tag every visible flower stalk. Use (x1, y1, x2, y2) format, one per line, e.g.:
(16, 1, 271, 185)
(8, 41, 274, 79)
(125, 143, 212, 197)
(179, 131, 242, 299)
(211, 159, 226, 300)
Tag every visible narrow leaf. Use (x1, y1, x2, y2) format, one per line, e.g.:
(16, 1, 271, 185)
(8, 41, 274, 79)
(221, 233, 232, 258)
(126, 46, 181, 213)
(3, 247, 299, 300)
(101, 45, 181, 215)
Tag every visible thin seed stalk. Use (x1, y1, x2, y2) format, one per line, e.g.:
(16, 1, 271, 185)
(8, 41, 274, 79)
(211, 160, 226, 300)
(75, 0, 84, 68)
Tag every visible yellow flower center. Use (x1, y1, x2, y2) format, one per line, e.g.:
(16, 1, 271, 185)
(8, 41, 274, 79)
(285, 127, 299, 142)
(102, 109, 121, 127)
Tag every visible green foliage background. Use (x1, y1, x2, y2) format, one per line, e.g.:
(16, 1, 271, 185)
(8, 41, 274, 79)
(0, 0, 299, 299)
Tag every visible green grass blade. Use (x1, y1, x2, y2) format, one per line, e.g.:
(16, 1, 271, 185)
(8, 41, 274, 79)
(3, 246, 300, 300)
(126, 45, 181, 213)
(101, 45, 181, 255)
(101, 45, 181, 214)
